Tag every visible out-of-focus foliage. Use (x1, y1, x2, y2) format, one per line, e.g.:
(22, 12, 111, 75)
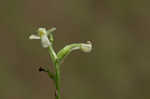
(0, 0, 150, 99)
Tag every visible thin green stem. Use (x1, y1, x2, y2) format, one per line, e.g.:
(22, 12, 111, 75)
(47, 70, 56, 82)
(55, 63, 61, 99)
(48, 46, 57, 63)
(39, 66, 56, 81)
(48, 45, 61, 99)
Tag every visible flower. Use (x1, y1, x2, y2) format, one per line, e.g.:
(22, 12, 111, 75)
(29, 27, 56, 48)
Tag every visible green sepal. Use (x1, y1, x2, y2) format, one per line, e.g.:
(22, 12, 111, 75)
(47, 27, 56, 44)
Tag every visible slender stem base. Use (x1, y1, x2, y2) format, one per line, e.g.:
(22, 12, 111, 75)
(55, 63, 61, 99)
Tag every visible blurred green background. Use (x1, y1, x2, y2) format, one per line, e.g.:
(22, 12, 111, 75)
(0, 0, 150, 99)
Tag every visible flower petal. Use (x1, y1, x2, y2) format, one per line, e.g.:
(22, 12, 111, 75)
(47, 27, 56, 35)
(29, 35, 40, 39)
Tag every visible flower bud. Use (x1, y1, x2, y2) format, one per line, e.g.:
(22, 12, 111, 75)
(80, 41, 92, 53)
(57, 41, 92, 63)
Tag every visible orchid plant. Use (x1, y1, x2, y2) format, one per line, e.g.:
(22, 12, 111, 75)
(29, 27, 92, 99)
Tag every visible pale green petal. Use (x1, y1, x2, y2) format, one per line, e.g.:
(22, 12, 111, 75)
(29, 35, 40, 39)
(47, 27, 56, 35)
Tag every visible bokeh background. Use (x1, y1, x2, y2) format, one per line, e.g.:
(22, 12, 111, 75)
(0, 0, 150, 99)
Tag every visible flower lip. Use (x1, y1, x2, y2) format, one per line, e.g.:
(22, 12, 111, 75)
(40, 35, 51, 48)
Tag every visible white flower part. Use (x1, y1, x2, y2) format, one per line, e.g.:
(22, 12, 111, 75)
(29, 34, 40, 39)
(38, 28, 51, 48)
(29, 27, 51, 48)
(40, 35, 51, 48)
(80, 41, 92, 53)
(38, 28, 47, 36)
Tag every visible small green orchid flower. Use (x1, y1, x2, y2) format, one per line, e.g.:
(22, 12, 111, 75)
(29, 27, 56, 48)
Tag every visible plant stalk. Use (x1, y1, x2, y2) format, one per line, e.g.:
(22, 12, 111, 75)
(55, 63, 61, 99)
(48, 46, 61, 99)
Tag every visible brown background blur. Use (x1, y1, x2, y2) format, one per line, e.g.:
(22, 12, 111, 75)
(0, 0, 150, 99)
